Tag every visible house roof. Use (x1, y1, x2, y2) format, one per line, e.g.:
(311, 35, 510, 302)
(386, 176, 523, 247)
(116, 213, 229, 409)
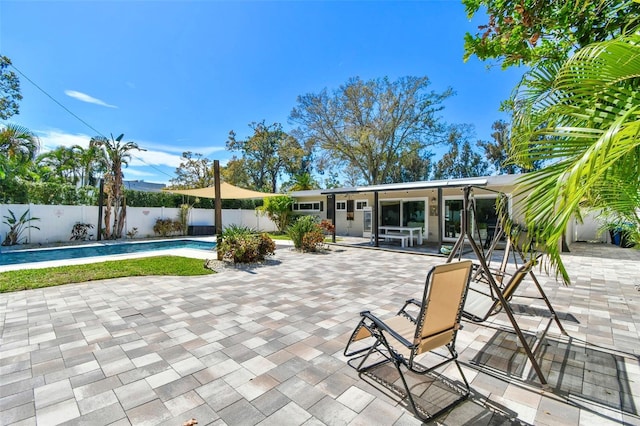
(290, 174, 522, 198)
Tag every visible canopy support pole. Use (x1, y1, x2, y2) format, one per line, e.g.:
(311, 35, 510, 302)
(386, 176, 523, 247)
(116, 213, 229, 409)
(214, 160, 223, 260)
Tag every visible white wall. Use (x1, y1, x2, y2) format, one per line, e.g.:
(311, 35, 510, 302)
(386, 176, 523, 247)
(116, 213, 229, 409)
(0, 204, 277, 245)
(572, 210, 608, 244)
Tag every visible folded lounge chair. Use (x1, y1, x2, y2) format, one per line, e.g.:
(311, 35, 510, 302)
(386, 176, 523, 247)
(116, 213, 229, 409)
(344, 260, 474, 421)
(463, 260, 535, 323)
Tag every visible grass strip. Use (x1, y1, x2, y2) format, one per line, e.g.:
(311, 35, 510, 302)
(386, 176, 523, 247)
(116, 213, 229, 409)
(0, 255, 214, 293)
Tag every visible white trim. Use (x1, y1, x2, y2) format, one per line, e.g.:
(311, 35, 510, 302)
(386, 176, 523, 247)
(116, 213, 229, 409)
(293, 201, 321, 212)
(355, 200, 368, 211)
(336, 201, 347, 211)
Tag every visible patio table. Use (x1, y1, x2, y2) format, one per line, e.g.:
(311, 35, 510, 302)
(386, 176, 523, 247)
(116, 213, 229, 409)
(378, 226, 423, 246)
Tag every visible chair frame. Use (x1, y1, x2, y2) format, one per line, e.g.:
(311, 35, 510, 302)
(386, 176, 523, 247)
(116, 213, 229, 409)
(446, 186, 568, 387)
(344, 261, 474, 422)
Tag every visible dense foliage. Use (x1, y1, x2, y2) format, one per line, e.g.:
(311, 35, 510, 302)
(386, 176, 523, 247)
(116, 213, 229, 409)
(507, 29, 640, 283)
(217, 225, 276, 263)
(290, 75, 452, 186)
(0, 56, 22, 120)
(287, 215, 326, 252)
(463, 0, 640, 69)
(168, 151, 216, 189)
(257, 195, 294, 233)
(433, 125, 490, 179)
(225, 121, 307, 193)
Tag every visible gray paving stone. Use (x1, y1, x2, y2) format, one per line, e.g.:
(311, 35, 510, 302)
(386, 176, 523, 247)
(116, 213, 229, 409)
(218, 398, 266, 425)
(34, 379, 74, 409)
(1, 401, 35, 424)
(0, 243, 638, 425)
(308, 396, 358, 426)
(125, 398, 172, 426)
(35, 398, 80, 425)
(114, 379, 157, 411)
(62, 402, 126, 426)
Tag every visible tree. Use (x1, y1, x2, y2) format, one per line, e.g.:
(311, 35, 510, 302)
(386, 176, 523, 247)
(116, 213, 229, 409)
(290, 76, 452, 185)
(433, 125, 490, 179)
(508, 29, 640, 283)
(390, 142, 434, 183)
(477, 120, 541, 174)
(37, 146, 80, 184)
(463, 0, 640, 69)
(92, 134, 143, 239)
(0, 56, 22, 120)
(77, 139, 107, 187)
(169, 151, 216, 189)
(0, 124, 39, 164)
(0, 124, 40, 196)
(226, 121, 306, 193)
(281, 172, 319, 192)
(221, 156, 252, 190)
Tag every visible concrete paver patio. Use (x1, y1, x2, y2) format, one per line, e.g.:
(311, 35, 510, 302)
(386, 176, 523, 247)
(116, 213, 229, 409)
(1, 242, 639, 425)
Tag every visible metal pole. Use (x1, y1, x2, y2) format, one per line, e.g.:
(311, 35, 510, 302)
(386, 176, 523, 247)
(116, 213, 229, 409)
(214, 160, 223, 260)
(97, 178, 104, 241)
(374, 191, 379, 247)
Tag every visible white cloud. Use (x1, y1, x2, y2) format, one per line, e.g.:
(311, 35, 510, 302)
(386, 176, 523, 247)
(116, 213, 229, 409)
(36, 129, 92, 151)
(121, 167, 157, 178)
(129, 149, 183, 168)
(64, 90, 117, 108)
(140, 140, 226, 157)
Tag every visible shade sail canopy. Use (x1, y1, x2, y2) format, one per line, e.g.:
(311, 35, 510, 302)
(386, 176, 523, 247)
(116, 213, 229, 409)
(163, 182, 279, 200)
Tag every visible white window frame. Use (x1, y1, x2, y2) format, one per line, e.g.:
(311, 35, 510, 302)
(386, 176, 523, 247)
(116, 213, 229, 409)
(355, 200, 368, 211)
(293, 201, 321, 212)
(336, 201, 347, 211)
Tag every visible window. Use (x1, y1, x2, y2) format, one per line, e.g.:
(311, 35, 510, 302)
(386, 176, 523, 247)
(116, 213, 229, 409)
(355, 200, 368, 211)
(293, 201, 322, 212)
(336, 201, 347, 211)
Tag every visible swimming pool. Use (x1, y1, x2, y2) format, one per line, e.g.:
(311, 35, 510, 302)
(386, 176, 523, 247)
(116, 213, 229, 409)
(0, 239, 216, 266)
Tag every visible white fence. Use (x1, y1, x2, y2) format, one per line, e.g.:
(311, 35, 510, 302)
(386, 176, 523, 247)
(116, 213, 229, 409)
(0, 204, 277, 245)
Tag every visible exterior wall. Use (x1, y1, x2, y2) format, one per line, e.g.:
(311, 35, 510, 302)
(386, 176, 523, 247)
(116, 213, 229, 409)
(0, 204, 277, 245)
(292, 180, 524, 243)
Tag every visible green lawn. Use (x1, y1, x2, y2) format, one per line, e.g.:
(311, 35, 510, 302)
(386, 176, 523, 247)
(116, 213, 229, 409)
(0, 256, 214, 293)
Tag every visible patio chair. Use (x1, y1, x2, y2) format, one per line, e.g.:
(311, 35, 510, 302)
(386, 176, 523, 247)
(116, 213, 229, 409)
(344, 260, 474, 421)
(463, 260, 536, 323)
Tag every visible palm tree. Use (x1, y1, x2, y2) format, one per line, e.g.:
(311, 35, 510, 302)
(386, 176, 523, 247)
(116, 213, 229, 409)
(92, 134, 143, 239)
(508, 28, 640, 283)
(37, 146, 79, 184)
(77, 140, 107, 187)
(0, 124, 40, 164)
(287, 172, 318, 191)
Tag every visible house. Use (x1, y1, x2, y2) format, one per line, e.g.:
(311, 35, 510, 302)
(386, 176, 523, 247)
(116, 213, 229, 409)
(290, 174, 599, 248)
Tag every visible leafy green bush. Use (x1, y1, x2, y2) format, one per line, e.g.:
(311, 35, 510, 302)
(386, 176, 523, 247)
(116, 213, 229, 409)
(217, 225, 275, 263)
(1, 209, 40, 246)
(287, 215, 325, 252)
(258, 195, 294, 233)
(153, 218, 182, 237)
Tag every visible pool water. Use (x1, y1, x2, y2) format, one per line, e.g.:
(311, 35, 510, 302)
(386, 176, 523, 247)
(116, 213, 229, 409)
(0, 240, 216, 266)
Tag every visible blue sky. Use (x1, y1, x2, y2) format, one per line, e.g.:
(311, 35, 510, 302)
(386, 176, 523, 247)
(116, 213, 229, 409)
(0, 1, 524, 185)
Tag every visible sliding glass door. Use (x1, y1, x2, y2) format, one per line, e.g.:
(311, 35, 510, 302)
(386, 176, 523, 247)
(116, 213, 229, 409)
(380, 199, 426, 227)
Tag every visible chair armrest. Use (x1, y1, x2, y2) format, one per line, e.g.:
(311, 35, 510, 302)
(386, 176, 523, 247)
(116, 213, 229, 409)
(360, 311, 414, 348)
(397, 298, 422, 322)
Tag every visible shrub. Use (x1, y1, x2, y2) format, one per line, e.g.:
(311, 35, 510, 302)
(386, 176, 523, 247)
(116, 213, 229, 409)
(319, 220, 335, 236)
(153, 218, 182, 237)
(287, 215, 326, 252)
(70, 223, 95, 241)
(2, 209, 40, 246)
(217, 225, 275, 263)
(258, 195, 294, 233)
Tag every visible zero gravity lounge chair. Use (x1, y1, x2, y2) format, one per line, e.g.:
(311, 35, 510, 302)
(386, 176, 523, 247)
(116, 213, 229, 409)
(344, 260, 474, 422)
